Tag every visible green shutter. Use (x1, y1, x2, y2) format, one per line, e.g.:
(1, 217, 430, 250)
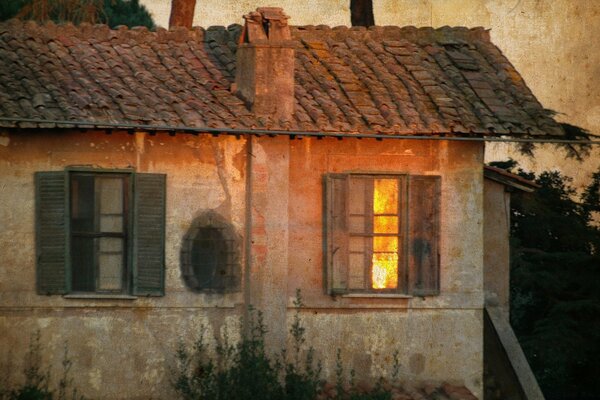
(132, 173, 166, 296)
(35, 171, 69, 294)
(408, 175, 441, 296)
(325, 174, 348, 294)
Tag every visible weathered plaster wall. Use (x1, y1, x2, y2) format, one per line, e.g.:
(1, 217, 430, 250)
(483, 180, 510, 311)
(141, 0, 600, 189)
(283, 138, 485, 396)
(1, 131, 486, 398)
(0, 131, 247, 399)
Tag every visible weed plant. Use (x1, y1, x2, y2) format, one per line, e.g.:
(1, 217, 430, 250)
(0, 331, 84, 400)
(173, 290, 401, 400)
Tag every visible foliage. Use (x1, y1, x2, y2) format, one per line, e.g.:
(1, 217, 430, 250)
(172, 291, 401, 400)
(0, 0, 154, 29)
(515, 122, 595, 161)
(490, 160, 600, 399)
(1, 332, 84, 400)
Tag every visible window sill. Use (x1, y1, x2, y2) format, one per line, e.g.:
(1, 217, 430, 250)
(63, 293, 137, 300)
(340, 293, 413, 299)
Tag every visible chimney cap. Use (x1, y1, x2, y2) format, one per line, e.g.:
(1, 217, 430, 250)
(240, 7, 291, 44)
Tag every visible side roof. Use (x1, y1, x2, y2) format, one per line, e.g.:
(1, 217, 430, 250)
(0, 19, 564, 137)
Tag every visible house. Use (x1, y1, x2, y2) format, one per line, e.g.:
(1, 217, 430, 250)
(0, 8, 562, 399)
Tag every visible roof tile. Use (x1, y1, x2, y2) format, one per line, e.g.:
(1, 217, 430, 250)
(0, 20, 563, 137)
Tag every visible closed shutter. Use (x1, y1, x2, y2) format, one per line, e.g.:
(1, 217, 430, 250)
(408, 175, 441, 296)
(133, 173, 166, 296)
(325, 174, 348, 293)
(35, 171, 68, 294)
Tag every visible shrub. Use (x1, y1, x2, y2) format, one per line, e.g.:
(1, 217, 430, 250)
(172, 290, 401, 400)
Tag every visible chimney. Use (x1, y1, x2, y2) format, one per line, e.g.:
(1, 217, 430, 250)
(235, 8, 295, 122)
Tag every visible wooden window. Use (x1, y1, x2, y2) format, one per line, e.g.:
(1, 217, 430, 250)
(70, 173, 129, 293)
(35, 170, 166, 296)
(325, 173, 440, 296)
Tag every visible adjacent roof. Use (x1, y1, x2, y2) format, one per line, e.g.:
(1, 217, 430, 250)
(484, 166, 540, 192)
(0, 19, 564, 137)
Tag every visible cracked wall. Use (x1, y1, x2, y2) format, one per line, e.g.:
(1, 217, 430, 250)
(1, 132, 486, 398)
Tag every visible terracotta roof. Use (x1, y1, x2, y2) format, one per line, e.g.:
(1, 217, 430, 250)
(0, 19, 563, 137)
(484, 166, 540, 192)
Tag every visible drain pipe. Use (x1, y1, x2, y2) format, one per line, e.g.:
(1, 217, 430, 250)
(243, 134, 253, 334)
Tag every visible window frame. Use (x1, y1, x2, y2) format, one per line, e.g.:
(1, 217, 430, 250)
(35, 167, 166, 297)
(324, 172, 441, 297)
(68, 169, 133, 295)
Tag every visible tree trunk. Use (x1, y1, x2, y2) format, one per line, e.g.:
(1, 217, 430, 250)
(169, 0, 196, 29)
(350, 0, 375, 27)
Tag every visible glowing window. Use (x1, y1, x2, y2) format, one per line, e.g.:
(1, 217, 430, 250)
(326, 173, 440, 296)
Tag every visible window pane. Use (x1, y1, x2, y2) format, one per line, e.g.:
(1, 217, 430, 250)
(371, 252, 398, 289)
(71, 236, 95, 291)
(349, 215, 365, 233)
(100, 216, 124, 233)
(373, 178, 398, 214)
(373, 236, 398, 252)
(348, 253, 366, 289)
(349, 236, 366, 252)
(373, 216, 398, 234)
(71, 175, 95, 232)
(98, 237, 123, 291)
(348, 178, 366, 214)
(98, 178, 123, 233)
(98, 178, 123, 214)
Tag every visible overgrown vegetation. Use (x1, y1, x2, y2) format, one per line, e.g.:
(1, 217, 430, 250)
(491, 160, 600, 400)
(172, 290, 402, 400)
(0, 0, 154, 28)
(0, 331, 84, 400)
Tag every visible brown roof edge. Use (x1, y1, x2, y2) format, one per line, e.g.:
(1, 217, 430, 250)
(484, 166, 540, 192)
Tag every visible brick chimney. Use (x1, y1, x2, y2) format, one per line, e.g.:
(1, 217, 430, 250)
(235, 8, 295, 121)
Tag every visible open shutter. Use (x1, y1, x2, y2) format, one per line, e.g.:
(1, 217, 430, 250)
(325, 174, 348, 294)
(133, 173, 166, 296)
(408, 175, 441, 296)
(35, 171, 68, 294)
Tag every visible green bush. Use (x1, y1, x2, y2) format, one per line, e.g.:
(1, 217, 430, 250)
(172, 291, 401, 400)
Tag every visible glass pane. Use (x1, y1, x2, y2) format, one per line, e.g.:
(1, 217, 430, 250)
(99, 237, 123, 252)
(349, 236, 366, 252)
(71, 236, 95, 291)
(98, 178, 123, 214)
(100, 216, 123, 233)
(373, 236, 398, 252)
(71, 175, 95, 232)
(348, 178, 366, 214)
(371, 252, 398, 289)
(348, 253, 365, 289)
(98, 177, 124, 233)
(373, 178, 398, 214)
(349, 216, 365, 233)
(373, 216, 398, 234)
(98, 238, 123, 291)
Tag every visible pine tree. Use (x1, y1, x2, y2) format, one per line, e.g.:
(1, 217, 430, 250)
(492, 161, 600, 399)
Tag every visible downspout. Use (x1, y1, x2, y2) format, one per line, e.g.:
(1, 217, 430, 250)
(243, 134, 253, 334)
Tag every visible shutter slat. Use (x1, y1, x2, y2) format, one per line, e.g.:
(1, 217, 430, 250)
(408, 175, 441, 296)
(36, 171, 68, 294)
(325, 174, 348, 293)
(133, 173, 166, 296)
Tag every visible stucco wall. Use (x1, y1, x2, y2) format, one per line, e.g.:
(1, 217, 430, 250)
(283, 138, 485, 395)
(0, 132, 485, 398)
(141, 0, 600, 189)
(0, 131, 246, 399)
(483, 179, 510, 311)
